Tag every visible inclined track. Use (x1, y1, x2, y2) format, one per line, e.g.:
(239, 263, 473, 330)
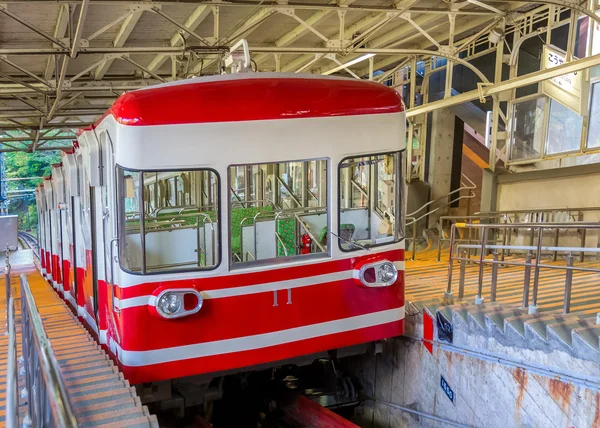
(0, 258, 158, 427)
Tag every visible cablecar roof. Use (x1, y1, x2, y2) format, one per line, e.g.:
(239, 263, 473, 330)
(85, 73, 403, 130)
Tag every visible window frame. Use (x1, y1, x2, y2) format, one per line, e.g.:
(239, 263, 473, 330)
(227, 157, 330, 270)
(116, 164, 222, 276)
(337, 150, 405, 253)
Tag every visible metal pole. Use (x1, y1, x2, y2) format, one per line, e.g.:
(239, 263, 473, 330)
(522, 251, 532, 308)
(501, 215, 507, 262)
(4, 248, 10, 323)
(529, 227, 543, 314)
(580, 228, 587, 263)
(6, 297, 17, 428)
(475, 226, 487, 304)
(490, 250, 499, 302)
(436, 219, 443, 262)
(412, 220, 417, 261)
(445, 225, 456, 299)
(553, 228, 559, 262)
(563, 252, 574, 314)
(458, 250, 467, 299)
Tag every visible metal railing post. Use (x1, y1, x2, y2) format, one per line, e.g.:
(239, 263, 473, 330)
(436, 219, 443, 262)
(6, 297, 18, 428)
(501, 215, 507, 262)
(522, 251, 532, 308)
(553, 228, 559, 262)
(490, 250, 499, 302)
(529, 226, 543, 314)
(475, 226, 488, 304)
(445, 225, 456, 299)
(412, 220, 417, 261)
(563, 252, 574, 314)
(5, 248, 10, 323)
(580, 228, 587, 263)
(458, 249, 467, 299)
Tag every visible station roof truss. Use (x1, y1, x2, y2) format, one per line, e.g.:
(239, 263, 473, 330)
(0, 0, 599, 153)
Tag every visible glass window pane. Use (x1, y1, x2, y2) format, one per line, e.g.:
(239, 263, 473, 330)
(510, 97, 546, 161)
(587, 81, 600, 149)
(338, 152, 402, 251)
(119, 168, 220, 274)
(229, 159, 328, 264)
(545, 100, 583, 155)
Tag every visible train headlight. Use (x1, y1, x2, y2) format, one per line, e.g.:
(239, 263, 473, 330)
(158, 293, 182, 316)
(378, 262, 397, 284)
(354, 260, 398, 287)
(155, 289, 203, 319)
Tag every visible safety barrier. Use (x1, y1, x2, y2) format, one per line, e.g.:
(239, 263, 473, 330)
(446, 223, 600, 315)
(6, 296, 18, 427)
(20, 273, 78, 427)
(435, 207, 600, 262)
(406, 173, 477, 261)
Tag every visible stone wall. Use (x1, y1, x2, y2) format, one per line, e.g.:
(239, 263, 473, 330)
(345, 337, 600, 428)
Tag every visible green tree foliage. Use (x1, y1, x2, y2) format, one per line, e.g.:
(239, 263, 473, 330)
(5, 150, 62, 231)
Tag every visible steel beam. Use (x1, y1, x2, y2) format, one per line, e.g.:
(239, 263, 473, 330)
(406, 52, 600, 117)
(146, 5, 212, 73)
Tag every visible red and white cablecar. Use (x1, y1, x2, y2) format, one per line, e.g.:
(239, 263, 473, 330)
(36, 72, 406, 393)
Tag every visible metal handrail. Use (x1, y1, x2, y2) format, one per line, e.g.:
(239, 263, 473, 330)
(4, 248, 10, 319)
(6, 297, 18, 428)
(405, 173, 477, 260)
(446, 222, 600, 315)
(20, 274, 78, 427)
(406, 173, 476, 219)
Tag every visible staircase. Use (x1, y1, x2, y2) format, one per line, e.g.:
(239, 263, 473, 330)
(405, 217, 600, 383)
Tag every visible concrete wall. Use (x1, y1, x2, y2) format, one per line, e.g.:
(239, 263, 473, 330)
(497, 172, 600, 222)
(346, 337, 600, 428)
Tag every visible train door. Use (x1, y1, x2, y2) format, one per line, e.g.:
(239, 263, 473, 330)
(98, 131, 119, 341)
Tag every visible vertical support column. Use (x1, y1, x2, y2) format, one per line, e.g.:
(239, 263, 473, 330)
(427, 108, 457, 225)
(488, 18, 506, 171)
(406, 57, 417, 183)
(418, 61, 431, 183)
(444, 13, 456, 98)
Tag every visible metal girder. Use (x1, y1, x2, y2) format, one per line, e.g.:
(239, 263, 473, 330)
(406, 52, 600, 117)
(43, 4, 70, 80)
(253, 0, 349, 66)
(94, 7, 147, 79)
(189, 7, 277, 73)
(145, 5, 212, 73)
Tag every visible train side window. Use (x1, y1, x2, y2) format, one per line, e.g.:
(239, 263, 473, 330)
(338, 152, 403, 251)
(117, 168, 220, 274)
(228, 159, 328, 265)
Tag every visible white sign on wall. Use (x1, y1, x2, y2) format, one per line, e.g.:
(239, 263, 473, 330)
(541, 44, 590, 115)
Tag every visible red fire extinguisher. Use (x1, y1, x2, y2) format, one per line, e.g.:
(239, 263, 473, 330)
(301, 233, 312, 255)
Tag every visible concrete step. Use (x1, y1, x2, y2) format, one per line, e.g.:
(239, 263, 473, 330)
(546, 315, 597, 349)
(571, 325, 600, 361)
(523, 313, 583, 343)
(484, 305, 528, 334)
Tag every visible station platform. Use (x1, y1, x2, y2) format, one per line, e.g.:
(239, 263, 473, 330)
(406, 250, 600, 314)
(0, 250, 158, 427)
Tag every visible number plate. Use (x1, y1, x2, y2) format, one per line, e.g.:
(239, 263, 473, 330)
(440, 376, 455, 403)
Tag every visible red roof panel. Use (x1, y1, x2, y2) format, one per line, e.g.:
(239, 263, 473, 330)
(95, 75, 403, 128)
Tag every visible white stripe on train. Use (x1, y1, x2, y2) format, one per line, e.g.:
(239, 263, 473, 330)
(114, 261, 405, 310)
(111, 306, 405, 367)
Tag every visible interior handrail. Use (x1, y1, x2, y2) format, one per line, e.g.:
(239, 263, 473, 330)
(407, 173, 476, 219)
(20, 274, 78, 427)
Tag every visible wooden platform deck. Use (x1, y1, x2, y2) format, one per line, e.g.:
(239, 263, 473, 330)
(406, 250, 600, 314)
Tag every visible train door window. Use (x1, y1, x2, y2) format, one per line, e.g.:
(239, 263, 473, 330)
(117, 168, 220, 274)
(338, 152, 403, 251)
(228, 159, 328, 266)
